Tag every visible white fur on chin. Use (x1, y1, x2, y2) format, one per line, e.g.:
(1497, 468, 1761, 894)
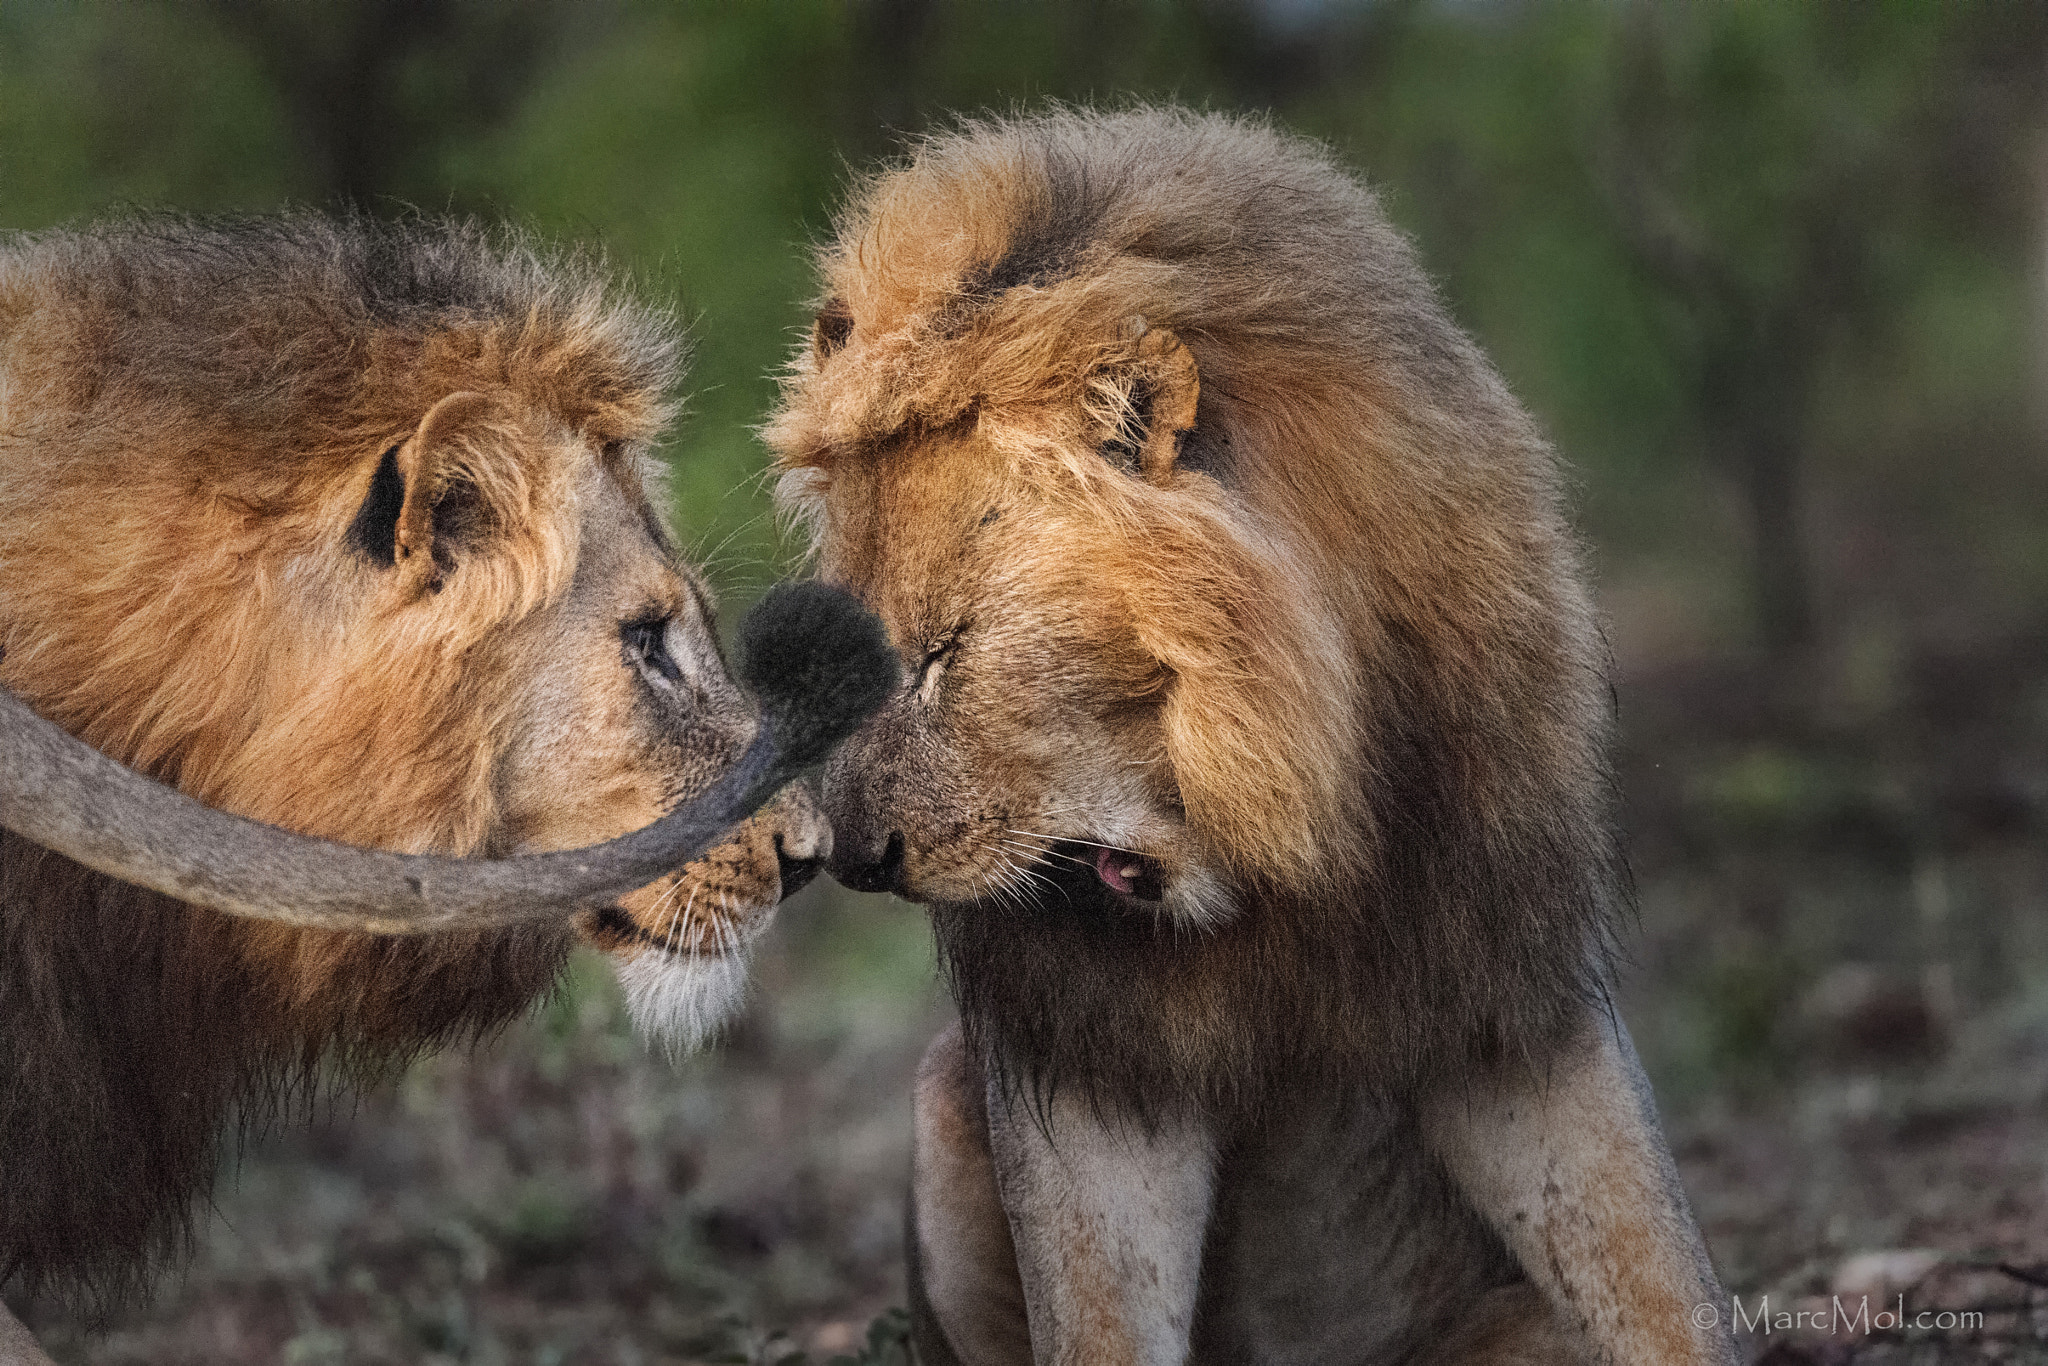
(614, 948, 753, 1056)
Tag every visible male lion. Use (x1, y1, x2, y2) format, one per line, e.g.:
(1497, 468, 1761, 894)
(769, 110, 1737, 1364)
(0, 216, 892, 1348)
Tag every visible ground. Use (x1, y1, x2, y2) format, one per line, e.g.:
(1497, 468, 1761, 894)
(18, 630, 2048, 1365)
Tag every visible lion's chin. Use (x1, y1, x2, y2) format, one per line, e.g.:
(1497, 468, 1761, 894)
(613, 948, 753, 1056)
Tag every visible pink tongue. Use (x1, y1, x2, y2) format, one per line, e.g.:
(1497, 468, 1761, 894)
(1095, 847, 1135, 894)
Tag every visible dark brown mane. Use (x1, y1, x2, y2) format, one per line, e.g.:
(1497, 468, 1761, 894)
(0, 837, 568, 1317)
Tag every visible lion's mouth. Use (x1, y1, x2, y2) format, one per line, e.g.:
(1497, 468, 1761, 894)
(1085, 844, 1164, 902)
(578, 891, 782, 961)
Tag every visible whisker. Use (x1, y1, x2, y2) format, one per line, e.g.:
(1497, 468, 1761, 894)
(671, 886, 700, 956)
(645, 883, 680, 954)
(680, 887, 703, 953)
(993, 848, 1070, 907)
(979, 867, 1020, 913)
(997, 852, 1053, 889)
(644, 876, 685, 928)
(1008, 828, 1138, 854)
(1003, 841, 1092, 870)
(1014, 869, 1062, 898)
(978, 850, 1031, 913)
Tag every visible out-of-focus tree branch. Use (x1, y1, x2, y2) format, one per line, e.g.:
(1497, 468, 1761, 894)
(204, 0, 584, 208)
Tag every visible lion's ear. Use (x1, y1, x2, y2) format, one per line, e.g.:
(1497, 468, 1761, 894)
(814, 297, 853, 361)
(1101, 326, 1200, 486)
(347, 391, 503, 597)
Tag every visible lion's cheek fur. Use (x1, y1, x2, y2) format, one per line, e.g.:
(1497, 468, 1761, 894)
(587, 790, 824, 1051)
(816, 474, 1272, 919)
(1129, 537, 1360, 892)
(1033, 484, 1362, 894)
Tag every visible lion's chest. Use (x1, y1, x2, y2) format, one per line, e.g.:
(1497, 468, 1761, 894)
(1191, 1092, 1519, 1364)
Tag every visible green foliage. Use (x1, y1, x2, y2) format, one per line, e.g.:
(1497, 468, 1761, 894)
(1693, 942, 1806, 1091)
(1689, 747, 1853, 842)
(0, 4, 303, 219)
(491, 1179, 596, 1269)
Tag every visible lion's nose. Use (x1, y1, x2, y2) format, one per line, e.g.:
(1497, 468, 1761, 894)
(775, 833, 824, 897)
(771, 785, 831, 899)
(831, 829, 906, 896)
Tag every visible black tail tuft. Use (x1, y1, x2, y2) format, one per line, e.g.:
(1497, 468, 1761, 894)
(738, 581, 898, 771)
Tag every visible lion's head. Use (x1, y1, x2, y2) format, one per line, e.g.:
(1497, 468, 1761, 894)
(0, 216, 843, 1308)
(769, 110, 1620, 1109)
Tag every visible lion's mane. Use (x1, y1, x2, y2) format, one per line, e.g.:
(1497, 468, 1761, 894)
(0, 216, 681, 1314)
(772, 109, 1622, 1115)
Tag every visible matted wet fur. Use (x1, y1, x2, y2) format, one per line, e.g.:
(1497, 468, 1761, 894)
(770, 109, 1733, 1364)
(0, 216, 822, 1318)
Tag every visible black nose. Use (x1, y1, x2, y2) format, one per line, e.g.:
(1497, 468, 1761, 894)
(774, 835, 823, 899)
(831, 829, 906, 896)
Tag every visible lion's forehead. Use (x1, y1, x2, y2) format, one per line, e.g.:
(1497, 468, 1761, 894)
(777, 260, 1160, 470)
(807, 448, 1038, 593)
(778, 121, 1303, 451)
(779, 299, 1134, 455)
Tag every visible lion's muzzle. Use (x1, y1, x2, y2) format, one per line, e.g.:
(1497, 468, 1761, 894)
(829, 827, 907, 897)
(820, 706, 923, 898)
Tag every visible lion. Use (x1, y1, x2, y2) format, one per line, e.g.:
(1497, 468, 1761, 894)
(0, 215, 893, 1349)
(767, 109, 1738, 1365)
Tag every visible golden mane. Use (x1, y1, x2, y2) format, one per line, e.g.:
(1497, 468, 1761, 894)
(0, 215, 680, 852)
(772, 109, 1606, 895)
(771, 109, 1621, 1109)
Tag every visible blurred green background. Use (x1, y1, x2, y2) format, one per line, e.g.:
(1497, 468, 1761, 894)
(8, 3, 2048, 1362)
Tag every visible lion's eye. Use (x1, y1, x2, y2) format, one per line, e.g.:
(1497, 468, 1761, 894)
(623, 617, 682, 684)
(916, 630, 962, 704)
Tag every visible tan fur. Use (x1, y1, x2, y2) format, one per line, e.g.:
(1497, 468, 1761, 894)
(769, 110, 1733, 1363)
(0, 1300, 49, 1366)
(908, 1024, 1032, 1366)
(0, 216, 817, 1317)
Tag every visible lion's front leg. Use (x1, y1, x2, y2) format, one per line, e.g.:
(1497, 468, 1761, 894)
(909, 1022, 1033, 1366)
(909, 1022, 1216, 1366)
(1420, 1009, 1738, 1366)
(0, 1299, 55, 1366)
(970, 1049, 1216, 1366)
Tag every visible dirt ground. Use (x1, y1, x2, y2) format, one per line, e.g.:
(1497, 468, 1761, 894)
(1671, 1005, 2048, 1363)
(18, 632, 2048, 1365)
(21, 938, 2047, 1366)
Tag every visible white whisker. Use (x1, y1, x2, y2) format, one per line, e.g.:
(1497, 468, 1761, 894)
(1008, 828, 1138, 854)
(667, 886, 700, 957)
